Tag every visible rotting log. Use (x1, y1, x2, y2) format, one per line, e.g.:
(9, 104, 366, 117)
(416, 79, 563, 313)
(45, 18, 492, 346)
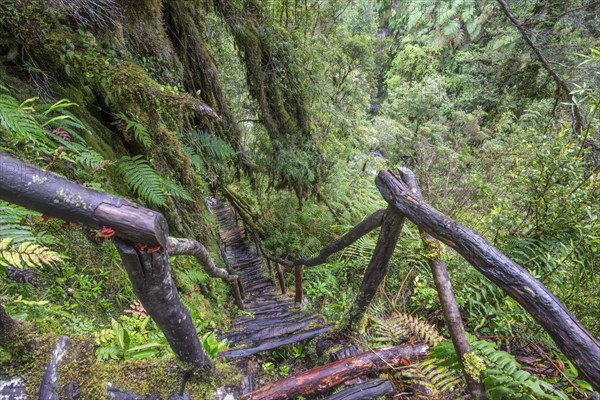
(343, 207, 404, 332)
(0, 152, 167, 247)
(398, 167, 487, 400)
(166, 237, 245, 308)
(240, 344, 428, 400)
(376, 169, 600, 390)
(115, 239, 213, 370)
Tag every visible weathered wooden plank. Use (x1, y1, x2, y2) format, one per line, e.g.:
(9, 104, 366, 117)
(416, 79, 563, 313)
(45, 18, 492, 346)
(325, 379, 394, 400)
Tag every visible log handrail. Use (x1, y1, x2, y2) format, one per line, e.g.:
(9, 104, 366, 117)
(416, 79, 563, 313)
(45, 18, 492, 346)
(376, 168, 600, 390)
(0, 152, 168, 246)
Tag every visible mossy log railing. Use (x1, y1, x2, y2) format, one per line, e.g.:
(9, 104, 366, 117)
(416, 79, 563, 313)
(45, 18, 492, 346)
(0, 153, 243, 370)
(376, 168, 600, 390)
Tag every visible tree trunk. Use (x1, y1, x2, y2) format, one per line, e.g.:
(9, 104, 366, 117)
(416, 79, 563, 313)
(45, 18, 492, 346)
(398, 167, 487, 400)
(0, 152, 168, 246)
(496, 0, 585, 135)
(240, 344, 428, 400)
(114, 239, 213, 370)
(376, 169, 600, 390)
(342, 208, 404, 333)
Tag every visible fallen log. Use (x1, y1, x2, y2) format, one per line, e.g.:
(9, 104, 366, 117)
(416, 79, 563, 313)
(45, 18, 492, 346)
(115, 239, 213, 370)
(376, 169, 600, 390)
(240, 343, 428, 400)
(0, 152, 168, 246)
(398, 167, 487, 399)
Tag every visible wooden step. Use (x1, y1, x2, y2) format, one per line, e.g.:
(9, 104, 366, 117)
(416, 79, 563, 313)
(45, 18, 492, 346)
(223, 316, 320, 346)
(324, 379, 394, 400)
(220, 324, 334, 360)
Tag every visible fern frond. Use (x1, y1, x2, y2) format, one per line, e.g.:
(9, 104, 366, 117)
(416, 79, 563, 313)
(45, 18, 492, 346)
(0, 93, 49, 145)
(0, 202, 38, 243)
(403, 362, 462, 396)
(118, 112, 152, 148)
(0, 237, 62, 269)
(371, 312, 444, 347)
(428, 336, 570, 400)
(182, 144, 205, 174)
(161, 177, 194, 202)
(116, 155, 166, 207)
(75, 147, 107, 169)
(183, 130, 236, 161)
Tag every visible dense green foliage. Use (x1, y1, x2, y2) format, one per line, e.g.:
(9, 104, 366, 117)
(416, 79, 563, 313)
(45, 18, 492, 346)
(0, 0, 598, 397)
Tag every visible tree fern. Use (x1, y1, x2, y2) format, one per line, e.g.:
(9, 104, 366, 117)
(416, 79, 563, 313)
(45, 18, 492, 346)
(0, 238, 62, 269)
(116, 155, 166, 207)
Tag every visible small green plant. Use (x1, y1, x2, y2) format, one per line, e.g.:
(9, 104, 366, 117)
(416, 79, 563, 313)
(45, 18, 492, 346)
(292, 343, 304, 358)
(463, 352, 486, 382)
(200, 331, 228, 359)
(118, 112, 152, 148)
(95, 317, 163, 361)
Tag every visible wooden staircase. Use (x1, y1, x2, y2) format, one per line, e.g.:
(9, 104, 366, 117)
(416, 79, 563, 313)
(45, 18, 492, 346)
(208, 197, 334, 361)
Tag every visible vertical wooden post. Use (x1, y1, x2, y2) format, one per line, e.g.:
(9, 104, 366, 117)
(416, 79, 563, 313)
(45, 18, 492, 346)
(115, 239, 213, 370)
(276, 263, 287, 294)
(295, 265, 303, 304)
(233, 277, 245, 310)
(342, 208, 404, 333)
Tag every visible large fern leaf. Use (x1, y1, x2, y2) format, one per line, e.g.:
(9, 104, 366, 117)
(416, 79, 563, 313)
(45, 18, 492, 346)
(183, 130, 236, 161)
(0, 237, 62, 269)
(116, 155, 166, 207)
(371, 312, 445, 347)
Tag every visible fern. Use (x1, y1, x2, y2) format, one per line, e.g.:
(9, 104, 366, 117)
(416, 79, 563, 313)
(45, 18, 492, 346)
(0, 238, 62, 269)
(182, 144, 206, 174)
(183, 130, 236, 161)
(0, 93, 49, 145)
(402, 362, 462, 396)
(161, 177, 193, 202)
(116, 155, 166, 207)
(0, 202, 37, 243)
(118, 112, 152, 149)
(370, 312, 445, 347)
(428, 335, 569, 400)
(75, 147, 107, 169)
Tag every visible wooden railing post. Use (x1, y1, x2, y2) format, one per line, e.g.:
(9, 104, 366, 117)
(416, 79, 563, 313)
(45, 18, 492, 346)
(294, 265, 303, 304)
(276, 263, 286, 294)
